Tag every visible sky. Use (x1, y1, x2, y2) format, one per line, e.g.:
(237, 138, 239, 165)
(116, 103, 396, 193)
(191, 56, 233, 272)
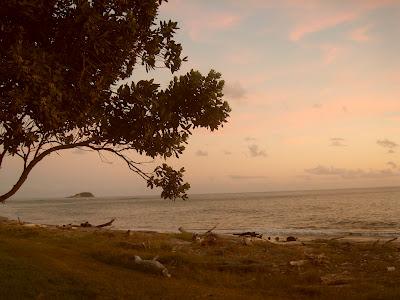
(2, 0, 400, 198)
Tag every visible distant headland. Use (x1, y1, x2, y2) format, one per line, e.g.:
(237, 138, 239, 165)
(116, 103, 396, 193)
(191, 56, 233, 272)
(67, 192, 95, 198)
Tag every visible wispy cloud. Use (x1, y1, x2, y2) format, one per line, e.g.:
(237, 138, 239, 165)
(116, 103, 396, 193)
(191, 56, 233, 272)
(223, 150, 232, 155)
(290, 12, 356, 41)
(377, 139, 398, 153)
(288, 0, 394, 42)
(305, 165, 400, 179)
(229, 175, 268, 180)
(313, 103, 323, 109)
(248, 144, 267, 157)
(387, 161, 398, 169)
(196, 150, 208, 157)
(330, 137, 346, 147)
(349, 25, 372, 42)
(187, 12, 241, 41)
(161, 1, 242, 42)
(244, 137, 257, 142)
(224, 81, 246, 100)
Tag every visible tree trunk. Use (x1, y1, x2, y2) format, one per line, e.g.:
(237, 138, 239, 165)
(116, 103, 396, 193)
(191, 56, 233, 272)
(0, 142, 89, 202)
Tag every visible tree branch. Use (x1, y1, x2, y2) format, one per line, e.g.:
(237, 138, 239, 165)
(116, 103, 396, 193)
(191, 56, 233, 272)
(85, 145, 151, 181)
(0, 141, 91, 202)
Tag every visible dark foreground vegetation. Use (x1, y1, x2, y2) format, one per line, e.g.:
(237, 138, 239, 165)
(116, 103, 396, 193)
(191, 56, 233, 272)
(0, 220, 399, 299)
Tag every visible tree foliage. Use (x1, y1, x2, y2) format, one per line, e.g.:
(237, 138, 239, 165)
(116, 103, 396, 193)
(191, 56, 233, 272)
(0, 0, 230, 202)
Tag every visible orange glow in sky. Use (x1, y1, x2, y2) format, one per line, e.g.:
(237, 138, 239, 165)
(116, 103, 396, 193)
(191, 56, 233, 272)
(1, 0, 400, 198)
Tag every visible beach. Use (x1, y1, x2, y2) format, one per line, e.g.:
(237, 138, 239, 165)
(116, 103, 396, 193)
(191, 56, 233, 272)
(1, 217, 399, 299)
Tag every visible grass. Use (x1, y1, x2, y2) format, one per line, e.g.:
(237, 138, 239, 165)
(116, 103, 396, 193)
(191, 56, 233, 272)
(0, 221, 400, 299)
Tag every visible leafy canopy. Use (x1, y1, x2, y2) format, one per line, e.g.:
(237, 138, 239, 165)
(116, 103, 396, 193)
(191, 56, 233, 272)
(0, 0, 230, 202)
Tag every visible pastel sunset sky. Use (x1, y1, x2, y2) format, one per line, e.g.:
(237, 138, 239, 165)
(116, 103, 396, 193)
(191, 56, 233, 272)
(2, 0, 400, 198)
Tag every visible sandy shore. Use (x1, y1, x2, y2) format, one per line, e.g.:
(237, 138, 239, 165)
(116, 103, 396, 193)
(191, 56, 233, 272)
(3, 214, 398, 244)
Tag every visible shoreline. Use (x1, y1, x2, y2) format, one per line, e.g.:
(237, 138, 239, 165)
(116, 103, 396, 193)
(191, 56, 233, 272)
(1, 215, 398, 244)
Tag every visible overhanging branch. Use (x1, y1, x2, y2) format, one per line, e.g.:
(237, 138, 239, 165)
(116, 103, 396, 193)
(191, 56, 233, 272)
(85, 145, 151, 181)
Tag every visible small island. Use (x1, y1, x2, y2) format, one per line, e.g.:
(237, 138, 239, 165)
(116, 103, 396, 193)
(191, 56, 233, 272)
(67, 192, 95, 198)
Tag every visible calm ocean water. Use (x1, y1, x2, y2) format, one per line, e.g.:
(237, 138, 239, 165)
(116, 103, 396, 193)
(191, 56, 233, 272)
(1, 187, 400, 237)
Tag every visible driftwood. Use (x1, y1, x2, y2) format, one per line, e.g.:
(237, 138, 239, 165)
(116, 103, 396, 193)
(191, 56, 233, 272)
(178, 225, 219, 246)
(233, 232, 263, 239)
(179, 224, 218, 234)
(372, 239, 380, 246)
(80, 221, 92, 227)
(329, 236, 346, 241)
(384, 237, 398, 245)
(133, 255, 171, 277)
(178, 227, 189, 234)
(59, 218, 116, 229)
(96, 218, 116, 228)
(205, 224, 218, 234)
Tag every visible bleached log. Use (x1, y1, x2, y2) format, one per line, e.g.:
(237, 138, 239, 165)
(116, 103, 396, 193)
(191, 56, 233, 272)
(133, 255, 171, 277)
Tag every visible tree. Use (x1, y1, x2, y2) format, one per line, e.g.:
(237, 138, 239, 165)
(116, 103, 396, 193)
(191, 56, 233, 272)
(0, 0, 230, 202)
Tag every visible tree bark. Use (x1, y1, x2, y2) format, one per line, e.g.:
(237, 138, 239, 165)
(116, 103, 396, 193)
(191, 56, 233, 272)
(0, 149, 6, 169)
(0, 142, 89, 202)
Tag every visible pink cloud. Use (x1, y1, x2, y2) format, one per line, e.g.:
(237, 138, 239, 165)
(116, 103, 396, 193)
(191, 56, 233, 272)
(288, 0, 395, 42)
(161, 1, 241, 42)
(348, 25, 372, 42)
(186, 12, 241, 41)
(290, 12, 357, 41)
(271, 97, 400, 130)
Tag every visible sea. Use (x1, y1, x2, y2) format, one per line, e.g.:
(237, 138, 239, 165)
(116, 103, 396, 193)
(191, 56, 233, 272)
(1, 186, 400, 238)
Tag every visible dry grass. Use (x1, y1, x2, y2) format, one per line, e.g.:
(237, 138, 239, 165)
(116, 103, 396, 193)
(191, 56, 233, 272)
(0, 221, 400, 299)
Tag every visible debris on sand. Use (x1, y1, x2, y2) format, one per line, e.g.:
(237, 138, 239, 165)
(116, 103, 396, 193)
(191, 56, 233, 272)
(233, 232, 263, 239)
(242, 237, 253, 246)
(133, 255, 171, 277)
(286, 236, 297, 242)
(320, 273, 352, 285)
(58, 218, 116, 229)
(290, 260, 306, 267)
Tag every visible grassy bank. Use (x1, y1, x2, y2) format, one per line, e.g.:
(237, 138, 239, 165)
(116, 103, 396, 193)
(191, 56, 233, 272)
(0, 220, 399, 299)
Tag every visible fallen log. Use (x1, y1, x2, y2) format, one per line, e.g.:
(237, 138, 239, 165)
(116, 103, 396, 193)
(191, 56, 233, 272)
(329, 236, 346, 241)
(233, 232, 263, 238)
(178, 227, 190, 234)
(133, 255, 171, 277)
(384, 237, 398, 245)
(178, 225, 219, 246)
(372, 239, 380, 246)
(205, 224, 218, 234)
(80, 221, 92, 227)
(59, 218, 115, 229)
(96, 218, 115, 228)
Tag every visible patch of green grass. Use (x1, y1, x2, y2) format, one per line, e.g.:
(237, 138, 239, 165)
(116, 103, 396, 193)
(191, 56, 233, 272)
(1, 222, 400, 299)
